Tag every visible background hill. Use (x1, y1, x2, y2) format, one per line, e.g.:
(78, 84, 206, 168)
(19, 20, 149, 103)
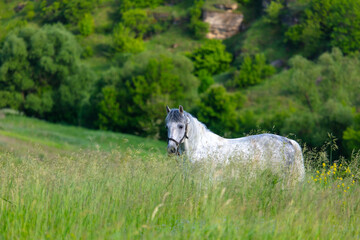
(0, 0, 360, 157)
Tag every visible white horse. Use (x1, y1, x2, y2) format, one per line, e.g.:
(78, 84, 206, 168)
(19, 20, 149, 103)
(165, 105, 305, 182)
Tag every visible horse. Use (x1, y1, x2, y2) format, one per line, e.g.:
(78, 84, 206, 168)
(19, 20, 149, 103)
(165, 105, 305, 182)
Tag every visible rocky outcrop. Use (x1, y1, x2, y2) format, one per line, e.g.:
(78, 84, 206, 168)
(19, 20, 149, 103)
(203, 10, 243, 39)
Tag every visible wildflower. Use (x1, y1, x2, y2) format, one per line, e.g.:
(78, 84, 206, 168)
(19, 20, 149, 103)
(316, 170, 320, 174)
(353, 180, 355, 184)
(342, 183, 345, 187)
(337, 185, 340, 188)
(344, 190, 347, 193)
(340, 177, 343, 180)
(347, 187, 350, 189)
(322, 163, 326, 167)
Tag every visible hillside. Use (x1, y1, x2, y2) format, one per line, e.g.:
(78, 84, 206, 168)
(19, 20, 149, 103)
(0, 114, 165, 157)
(0, 0, 359, 156)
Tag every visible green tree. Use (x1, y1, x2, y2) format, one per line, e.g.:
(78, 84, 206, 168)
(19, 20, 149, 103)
(188, 0, 209, 39)
(112, 23, 144, 53)
(343, 114, 360, 154)
(40, 0, 98, 24)
(92, 50, 199, 137)
(196, 85, 245, 137)
(285, 0, 360, 56)
(231, 54, 275, 88)
(0, 24, 95, 124)
(187, 39, 232, 77)
(121, 9, 154, 38)
(78, 13, 95, 36)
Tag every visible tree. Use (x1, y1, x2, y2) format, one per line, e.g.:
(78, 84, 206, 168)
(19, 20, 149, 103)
(40, 0, 98, 24)
(285, 0, 360, 56)
(121, 9, 154, 38)
(230, 54, 275, 88)
(187, 39, 232, 77)
(196, 85, 245, 137)
(92, 50, 199, 138)
(0, 24, 95, 124)
(78, 13, 95, 36)
(112, 23, 144, 53)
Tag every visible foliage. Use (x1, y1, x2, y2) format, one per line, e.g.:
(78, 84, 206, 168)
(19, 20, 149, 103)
(40, 0, 98, 24)
(188, 0, 209, 40)
(92, 50, 199, 138)
(230, 54, 275, 88)
(121, 9, 154, 38)
(285, 0, 360, 56)
(0, 24, 95, 124)
(277, 49, 359, 152)
(187, 39, 232, 77)
(78, 13, 95, 36)
(195, 85, 245, 137)
(343, 114, 360, 153)
(119, 0, 164, 13)
(112, 23, 145, 53)
(264, 1, 284, 24)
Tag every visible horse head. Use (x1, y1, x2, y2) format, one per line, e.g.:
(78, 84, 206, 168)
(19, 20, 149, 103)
(165, 105, 189, 155)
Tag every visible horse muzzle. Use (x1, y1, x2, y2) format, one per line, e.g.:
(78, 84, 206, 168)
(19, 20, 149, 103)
(167, 143, 178, 155)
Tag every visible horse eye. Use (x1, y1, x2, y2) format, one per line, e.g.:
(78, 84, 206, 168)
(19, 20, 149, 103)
(178, 125, 183, 129)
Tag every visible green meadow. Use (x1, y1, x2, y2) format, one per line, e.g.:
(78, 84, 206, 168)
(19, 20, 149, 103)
(0, 115, 359, 239)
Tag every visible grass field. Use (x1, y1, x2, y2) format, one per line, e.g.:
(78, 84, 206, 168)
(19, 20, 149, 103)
(0, 115, 360, 239)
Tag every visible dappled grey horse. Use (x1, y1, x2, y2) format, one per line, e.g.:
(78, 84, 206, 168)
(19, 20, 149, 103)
(165, 105, 305, 182)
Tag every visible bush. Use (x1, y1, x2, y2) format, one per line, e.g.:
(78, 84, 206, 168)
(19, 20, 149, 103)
(285, 0, 360, 56)
(112, 23, 144, 53)
(40, 0, 98, 24)
(0, 24, 95, 124)
(195, 85, 245, 137)
(187, 39, 232, 77)
(343, 114, 360, 154)
(188, 0, 209, 39)
(121, 9, 154, 38)
(265, 1, 284, 24)
(92, 50, 199, 137)
(78, 13, 94, 36)
(230, 54, 275, 88)
(119, 0, 164, 13)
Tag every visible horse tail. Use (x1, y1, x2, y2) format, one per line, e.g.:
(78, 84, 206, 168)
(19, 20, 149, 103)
(289, 140, 305, 182)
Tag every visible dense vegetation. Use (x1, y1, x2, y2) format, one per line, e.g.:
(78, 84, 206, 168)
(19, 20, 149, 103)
(0, 115, 360, 239)
(0, 0, 360, 157)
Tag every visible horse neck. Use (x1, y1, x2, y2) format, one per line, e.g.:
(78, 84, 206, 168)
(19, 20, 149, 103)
(184, 114, 223, 152)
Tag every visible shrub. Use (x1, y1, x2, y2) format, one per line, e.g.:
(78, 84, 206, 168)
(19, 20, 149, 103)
(92, 50, 199, 137)
(231, 54, 275, 88)
(0, 24, 95, 124)
(187, 39, 232, 77)
(40, 0, 98, 24)
(285, 0, 360, 56)
(78, 13, 94, 36)
(112, 23, 144, 53)
(195, 85, 245, 137)
(265, 1, 284, 24)
(121, 9, 154, 38)
(343, 114, 360, 154)
(188, 0, 209, 39)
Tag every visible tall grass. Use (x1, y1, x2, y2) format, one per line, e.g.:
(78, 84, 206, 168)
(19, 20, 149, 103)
(1, 145, 359, 239)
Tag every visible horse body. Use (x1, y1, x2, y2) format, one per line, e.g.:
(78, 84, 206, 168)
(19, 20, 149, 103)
(166, 106, 305, 181)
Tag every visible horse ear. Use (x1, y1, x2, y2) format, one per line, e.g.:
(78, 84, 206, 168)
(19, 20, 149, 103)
(179, 105, 184, 114)
(166, 106, 171, 113)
